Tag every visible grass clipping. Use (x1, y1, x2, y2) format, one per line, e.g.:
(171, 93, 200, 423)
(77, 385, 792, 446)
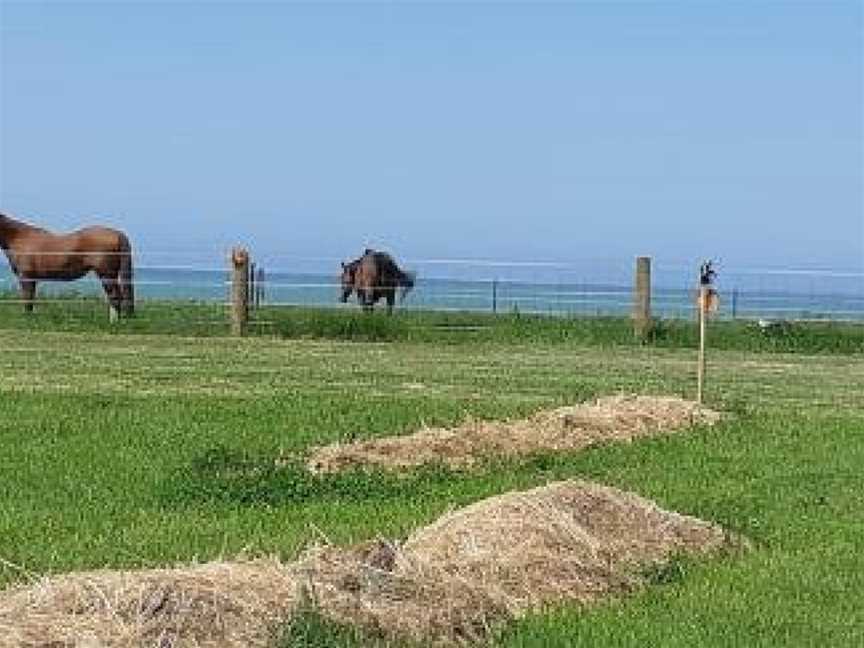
(307, 394, 722, 473)
(301, 480, 739, 645)
(0, 558, 299, 648)
(1, 482, 741, 647)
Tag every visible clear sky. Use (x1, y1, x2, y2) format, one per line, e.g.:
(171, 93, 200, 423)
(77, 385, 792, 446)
(1, 1, 862, 276)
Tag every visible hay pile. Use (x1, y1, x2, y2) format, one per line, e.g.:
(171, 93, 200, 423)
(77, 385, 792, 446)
(307, 394, 721, 473)
(0, 558, 299, 648)
(297, 480, 738, 645)
(0, 480, 740, 647)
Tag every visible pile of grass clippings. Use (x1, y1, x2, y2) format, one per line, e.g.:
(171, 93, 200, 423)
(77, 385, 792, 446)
(0, 480, 742, 647)
(0, 558, 298, 648)
(307, 394, 721, 473)
(297, 480, 741, 645)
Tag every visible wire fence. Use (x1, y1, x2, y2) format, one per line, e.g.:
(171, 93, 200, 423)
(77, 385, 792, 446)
(0, 254, 862, 323)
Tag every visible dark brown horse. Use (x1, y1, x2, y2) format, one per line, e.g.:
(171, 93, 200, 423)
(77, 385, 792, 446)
(340, 248, 415, 313)
(0, 212, 134, 319)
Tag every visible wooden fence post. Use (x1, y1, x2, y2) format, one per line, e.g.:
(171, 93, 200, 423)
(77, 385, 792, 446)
(492, 279, 498, 314)
(633, 256, 652, 340)
(230, 247, 249, 336)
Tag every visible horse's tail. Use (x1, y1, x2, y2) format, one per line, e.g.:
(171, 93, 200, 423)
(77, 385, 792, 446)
(118, 234, 134, 316)
(399, 269, 416, 301)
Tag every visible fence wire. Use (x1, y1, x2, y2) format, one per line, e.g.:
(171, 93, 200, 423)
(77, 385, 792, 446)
(0, 255, 862, 324)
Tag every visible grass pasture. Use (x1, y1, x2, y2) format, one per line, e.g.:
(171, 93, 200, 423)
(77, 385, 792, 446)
(0, 306, 862, 646)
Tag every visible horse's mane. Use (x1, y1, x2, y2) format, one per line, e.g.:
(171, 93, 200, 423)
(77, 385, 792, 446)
(0, 213, 22, 229)
(0, 213, 51, 236)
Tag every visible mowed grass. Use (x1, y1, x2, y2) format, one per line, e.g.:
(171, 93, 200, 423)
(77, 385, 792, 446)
(0, 310, 862, 646)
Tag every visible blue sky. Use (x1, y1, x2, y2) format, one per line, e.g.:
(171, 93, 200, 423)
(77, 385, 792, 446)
(1, 1, 862, 277)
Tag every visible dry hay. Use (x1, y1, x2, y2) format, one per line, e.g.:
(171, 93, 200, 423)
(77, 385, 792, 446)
(0, 558, 299, 648)
(307, 394, 722, 474)
(0, 480, 743, 647)
(296, 480, 741, 645)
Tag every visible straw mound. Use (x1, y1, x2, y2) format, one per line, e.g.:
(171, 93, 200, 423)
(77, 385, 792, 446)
(308, 394, 721, 473)
(0, 480, 742, 647)
(296, 542, 509, 646)
(0, 558, 299, 648)
(296, 480, 738, 645)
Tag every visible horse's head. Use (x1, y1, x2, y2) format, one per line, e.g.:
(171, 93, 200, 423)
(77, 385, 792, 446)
(340, 261, 357, 302)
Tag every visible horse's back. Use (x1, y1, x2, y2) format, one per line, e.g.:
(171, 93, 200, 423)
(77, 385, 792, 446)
(74, 226, 130, 251)
(29, 227, 128, 258)
(14, 224, 127, 251)
(9, 225, 130, 279)
(357, 252, 411, 288)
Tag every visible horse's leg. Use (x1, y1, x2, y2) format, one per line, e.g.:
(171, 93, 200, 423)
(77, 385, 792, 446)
(356, 288, 372, 312)
(369, 290, 383, 314)
(386, 290, 395, 315)
(118, 248, 134, 317)
(19, 279, 36, 313)
(100, 276, 122, 322)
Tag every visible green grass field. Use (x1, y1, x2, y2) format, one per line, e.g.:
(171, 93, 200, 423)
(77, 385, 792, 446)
(0, 303, 862, 646)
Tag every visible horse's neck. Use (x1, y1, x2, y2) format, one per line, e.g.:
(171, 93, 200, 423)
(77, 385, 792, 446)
(0, 215, 41, 248)
(0, 216, 23, 248)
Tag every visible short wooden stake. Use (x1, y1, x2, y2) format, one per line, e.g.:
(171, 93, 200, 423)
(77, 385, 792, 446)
(231, 247, 249, 336)
(697, 285, 708, 404)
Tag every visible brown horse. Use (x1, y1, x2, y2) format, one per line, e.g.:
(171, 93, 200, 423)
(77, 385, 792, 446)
(0, 212, 134, 318)
(340, 248, 415, 313)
